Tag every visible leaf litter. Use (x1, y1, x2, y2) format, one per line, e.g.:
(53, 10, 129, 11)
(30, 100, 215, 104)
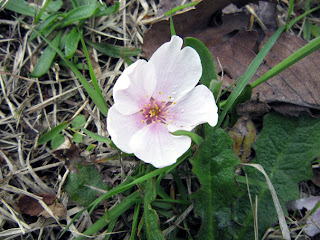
(1, 0, 320, 239)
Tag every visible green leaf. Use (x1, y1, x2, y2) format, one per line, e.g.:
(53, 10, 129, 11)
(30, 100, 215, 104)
(237, 112, 320, 238)
(29, 13, 61, 41)
(66, 165, 110, 206)
(2, 0, 48, 19)
(165, 1, 199, 16)
(38, 120, 70, 145)
(65, 27, 81, 58)
(73, 191, 142, 240)
(86, 39, 141, 58)
(172, 130, 203, 146)
(72, 132, 83, 143)
(30, 31, 62, 78)
(185, 37, 218, 89)
(51, 134, 65, 149)
(95, 1, 120, 17)
(190, 128, 240, 239)
(82, 128, 112, 144)
(72, 115, 86, 129)
(144, 179, 164, 240)
(59, 3, 99, 28)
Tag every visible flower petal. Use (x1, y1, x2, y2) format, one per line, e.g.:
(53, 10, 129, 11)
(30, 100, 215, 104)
(107, 105, 146, 153)
(149, 35, 202, 102)
(166, 85, 218, 132)
(113, 60, 157, 115)
(130, 123, 191, 168)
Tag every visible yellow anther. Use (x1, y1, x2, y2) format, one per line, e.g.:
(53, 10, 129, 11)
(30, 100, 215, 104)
(145, 115, 148, 118)
(161, 100, 164, 103)
(169, 96, 172, 99)
(159, 92, 162, 94)
(162, 105, 165, 108)
(148, 104, 151, 107)
(146, 95, 149, 98)
(166, 123, 169, 125)
(153, 100, 156, 103)
(171, 121, 174, 123)
(144, 104, 147, 107)
(173, 102, 176, 104)
(152, 121, 156, 124)
(158, 120, 161, 123)
(142, 120, 145, 123)
(167, 111, 169, 113)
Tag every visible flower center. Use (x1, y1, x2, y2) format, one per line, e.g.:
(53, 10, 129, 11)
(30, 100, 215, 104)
(140, 93, 175, 125)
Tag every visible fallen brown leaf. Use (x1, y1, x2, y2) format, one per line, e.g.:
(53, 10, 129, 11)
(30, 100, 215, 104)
(142, 0, 256, 58)
(18, 193, 56, 216)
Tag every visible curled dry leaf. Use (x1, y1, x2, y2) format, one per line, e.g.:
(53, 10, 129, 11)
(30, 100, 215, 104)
(18, 193, 56, 216)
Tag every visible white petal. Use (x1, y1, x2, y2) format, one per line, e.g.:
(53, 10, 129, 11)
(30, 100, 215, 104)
(107, 106, 146, 153)
(130, 123, 191, 168)
(149, 35, 202, 102)
(113, 60, 157, 115)
(167, 85, 218, 132)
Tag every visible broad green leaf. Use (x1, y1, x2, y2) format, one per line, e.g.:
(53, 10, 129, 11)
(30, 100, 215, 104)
(190, 128, 240, 239)
(59, 3, 99, 28)
(51, 134, 65, 149)
(86, 39, 141, 58)
(185, 37, 218, 89)
(72, 132, 83, 143)
(144, 179, 164, 240)
(3, 0, 47, 19)
(65, 27, 81, 58)
(237, 112, 320, 238)
(30, 31, 62, 78)
(65, 165, 110, 206)
(38, 120, 70, 145)
(95, 1, 120, 17)
(72, 115, 86, 129)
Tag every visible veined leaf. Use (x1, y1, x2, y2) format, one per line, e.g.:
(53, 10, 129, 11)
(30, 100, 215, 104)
(190, 128, 240, 239)
(237, 112, 320, 238)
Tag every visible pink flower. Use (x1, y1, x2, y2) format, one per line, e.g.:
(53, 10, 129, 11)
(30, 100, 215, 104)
(107, 36, 218, 168)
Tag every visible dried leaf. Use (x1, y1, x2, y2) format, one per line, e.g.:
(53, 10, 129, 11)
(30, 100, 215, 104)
(18, 194, 56, 216)
(228, 117, 257, 162)
(210, 30, 320, 113)
(142, 0, 255, 58)
(40, 202, 66, 219)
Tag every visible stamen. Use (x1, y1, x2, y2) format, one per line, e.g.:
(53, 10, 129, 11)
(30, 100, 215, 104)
(162, 105, 165, 108)
(152, 121, 156, 124)
(159, 92, 162, 94)
(173, 102, 176, 104)
(142, 120, 145, 123)
(169, 96, 172, 99)
(158, 120, 161, 123)
(146, 95, 148, 98)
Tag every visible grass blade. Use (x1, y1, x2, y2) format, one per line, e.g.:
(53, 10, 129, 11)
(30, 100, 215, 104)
(216, 26, 285, 127)
(250, 36, 320, 88)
